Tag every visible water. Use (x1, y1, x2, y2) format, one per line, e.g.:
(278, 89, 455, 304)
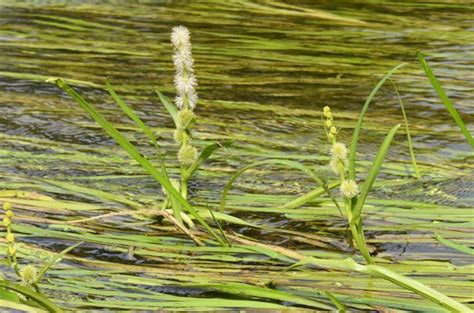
(0, 1, 473, 310)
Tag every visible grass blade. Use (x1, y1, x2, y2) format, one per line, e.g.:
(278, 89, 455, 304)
(325, 291, 346, 311)
(220, 159, 340, 212)
(192, 283, 333, 310)
(417, 52, 474, 149)
(435, 233, 474, 256)
(156, 91, 178, 126)
(348, 63, 406, 179)
(0, 280, 63, 313)
(352, 124, 401, 223)
(36, 242, 83, 283)
(391, 80, 420, 178)
(50, 78, 225, 246)
(183, 141, 233, 180)
(106, 81, 159, 149)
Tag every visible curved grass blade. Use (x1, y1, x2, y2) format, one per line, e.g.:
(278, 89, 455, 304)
(50, 78, 225, 246)
(391, 80, 420, 179)
(183, 141, 233, 181)
(156, 91, 178, 126)
(282, 181, 340, 210)
(417, 52, 474, 149)
(348, 63, 406, 180)
(0, 280, 63, 313)
(106, 81, 159, 149)
(435, 233, 474, 256)
(220, 159, 339, 212)
(325, 291, 346, 311)
(352, 124, 401, 223)
(36, 241, 83, 284)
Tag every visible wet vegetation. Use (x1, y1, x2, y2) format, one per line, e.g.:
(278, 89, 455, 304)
(1, 1, 473, 312)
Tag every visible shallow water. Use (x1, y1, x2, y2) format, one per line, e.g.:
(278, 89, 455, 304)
(0, 0, 473, 310)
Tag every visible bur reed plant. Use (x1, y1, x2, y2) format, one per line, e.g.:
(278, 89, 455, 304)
(47, 26, 229, 246)
(1, 201, 80, 312)
(46, 26, 473, 312)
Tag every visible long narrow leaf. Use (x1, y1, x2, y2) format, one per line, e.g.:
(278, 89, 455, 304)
(348, 63, 406, 179)
(0, 280, 63, 313)
(352, 124, 401, 223)
(36, 241, 83, 283)
(183, 141, 233, 180)
(391, 80, 420, 178)
(417, 52, 474, 149)
(435, 233, 474, 256)
(107, 81, 159, 149)
(51, 79, 225, 246)
(156, 91, 178, 126)
(220, 159, 340, 212)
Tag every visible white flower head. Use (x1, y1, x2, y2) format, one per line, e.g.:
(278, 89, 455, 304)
(330, 157, 347, 175)
(173, 49, 194, 72)
(340, 179, 359, 198)
(330, 142, 348, 161)
(174, 73, 197, 95)
(20, 264, 38, 286)
(171, 26, 191, 49)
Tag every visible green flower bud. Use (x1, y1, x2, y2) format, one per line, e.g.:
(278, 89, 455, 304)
(177, 108, 195, 130)
(325, 120, 332, 128)
(178, 144, 198, 166)
(323, 111, 333, 119)
(8, 245, 16, 256)
(6, 233, 15, 243)
(3, 217, 11, 227)
(173, 129, 185, 144)
(3, 202, 11, 210)
(5, 210, 13, 218)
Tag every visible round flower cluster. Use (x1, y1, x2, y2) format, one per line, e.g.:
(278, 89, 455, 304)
(340, 179, 359, 198)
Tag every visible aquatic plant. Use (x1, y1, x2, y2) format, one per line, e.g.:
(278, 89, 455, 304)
(1, 201, 82, 312)
(41, 25, 473, 312)
(47, 26, 230, 246)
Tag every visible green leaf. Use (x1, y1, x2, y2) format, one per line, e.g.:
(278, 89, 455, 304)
(435, 233, 474, 256)
(107, 81, 159, 149)
(352, 124, 401, 223)
(417, 52, 474, 149)
(183, 141, 233, 181)
(391, 80, 420, 178)
(325, 291, 346, 311)
(348, 63, 406, 179)
(36, 241, 83, 284)
(52, 79, 225, 246)
(0, 280, 63, 313)
(220, 159, 340, 212)
(156, 91, 178, 126)
(191, 283, 333, 310)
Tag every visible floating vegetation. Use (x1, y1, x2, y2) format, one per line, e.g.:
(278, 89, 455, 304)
(1, 1, 473, 312)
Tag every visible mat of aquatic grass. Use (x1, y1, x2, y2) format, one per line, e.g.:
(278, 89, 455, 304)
(1, 1, 473, 311)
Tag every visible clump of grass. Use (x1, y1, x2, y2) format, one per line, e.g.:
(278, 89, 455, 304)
(42, 26, 472, 312)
